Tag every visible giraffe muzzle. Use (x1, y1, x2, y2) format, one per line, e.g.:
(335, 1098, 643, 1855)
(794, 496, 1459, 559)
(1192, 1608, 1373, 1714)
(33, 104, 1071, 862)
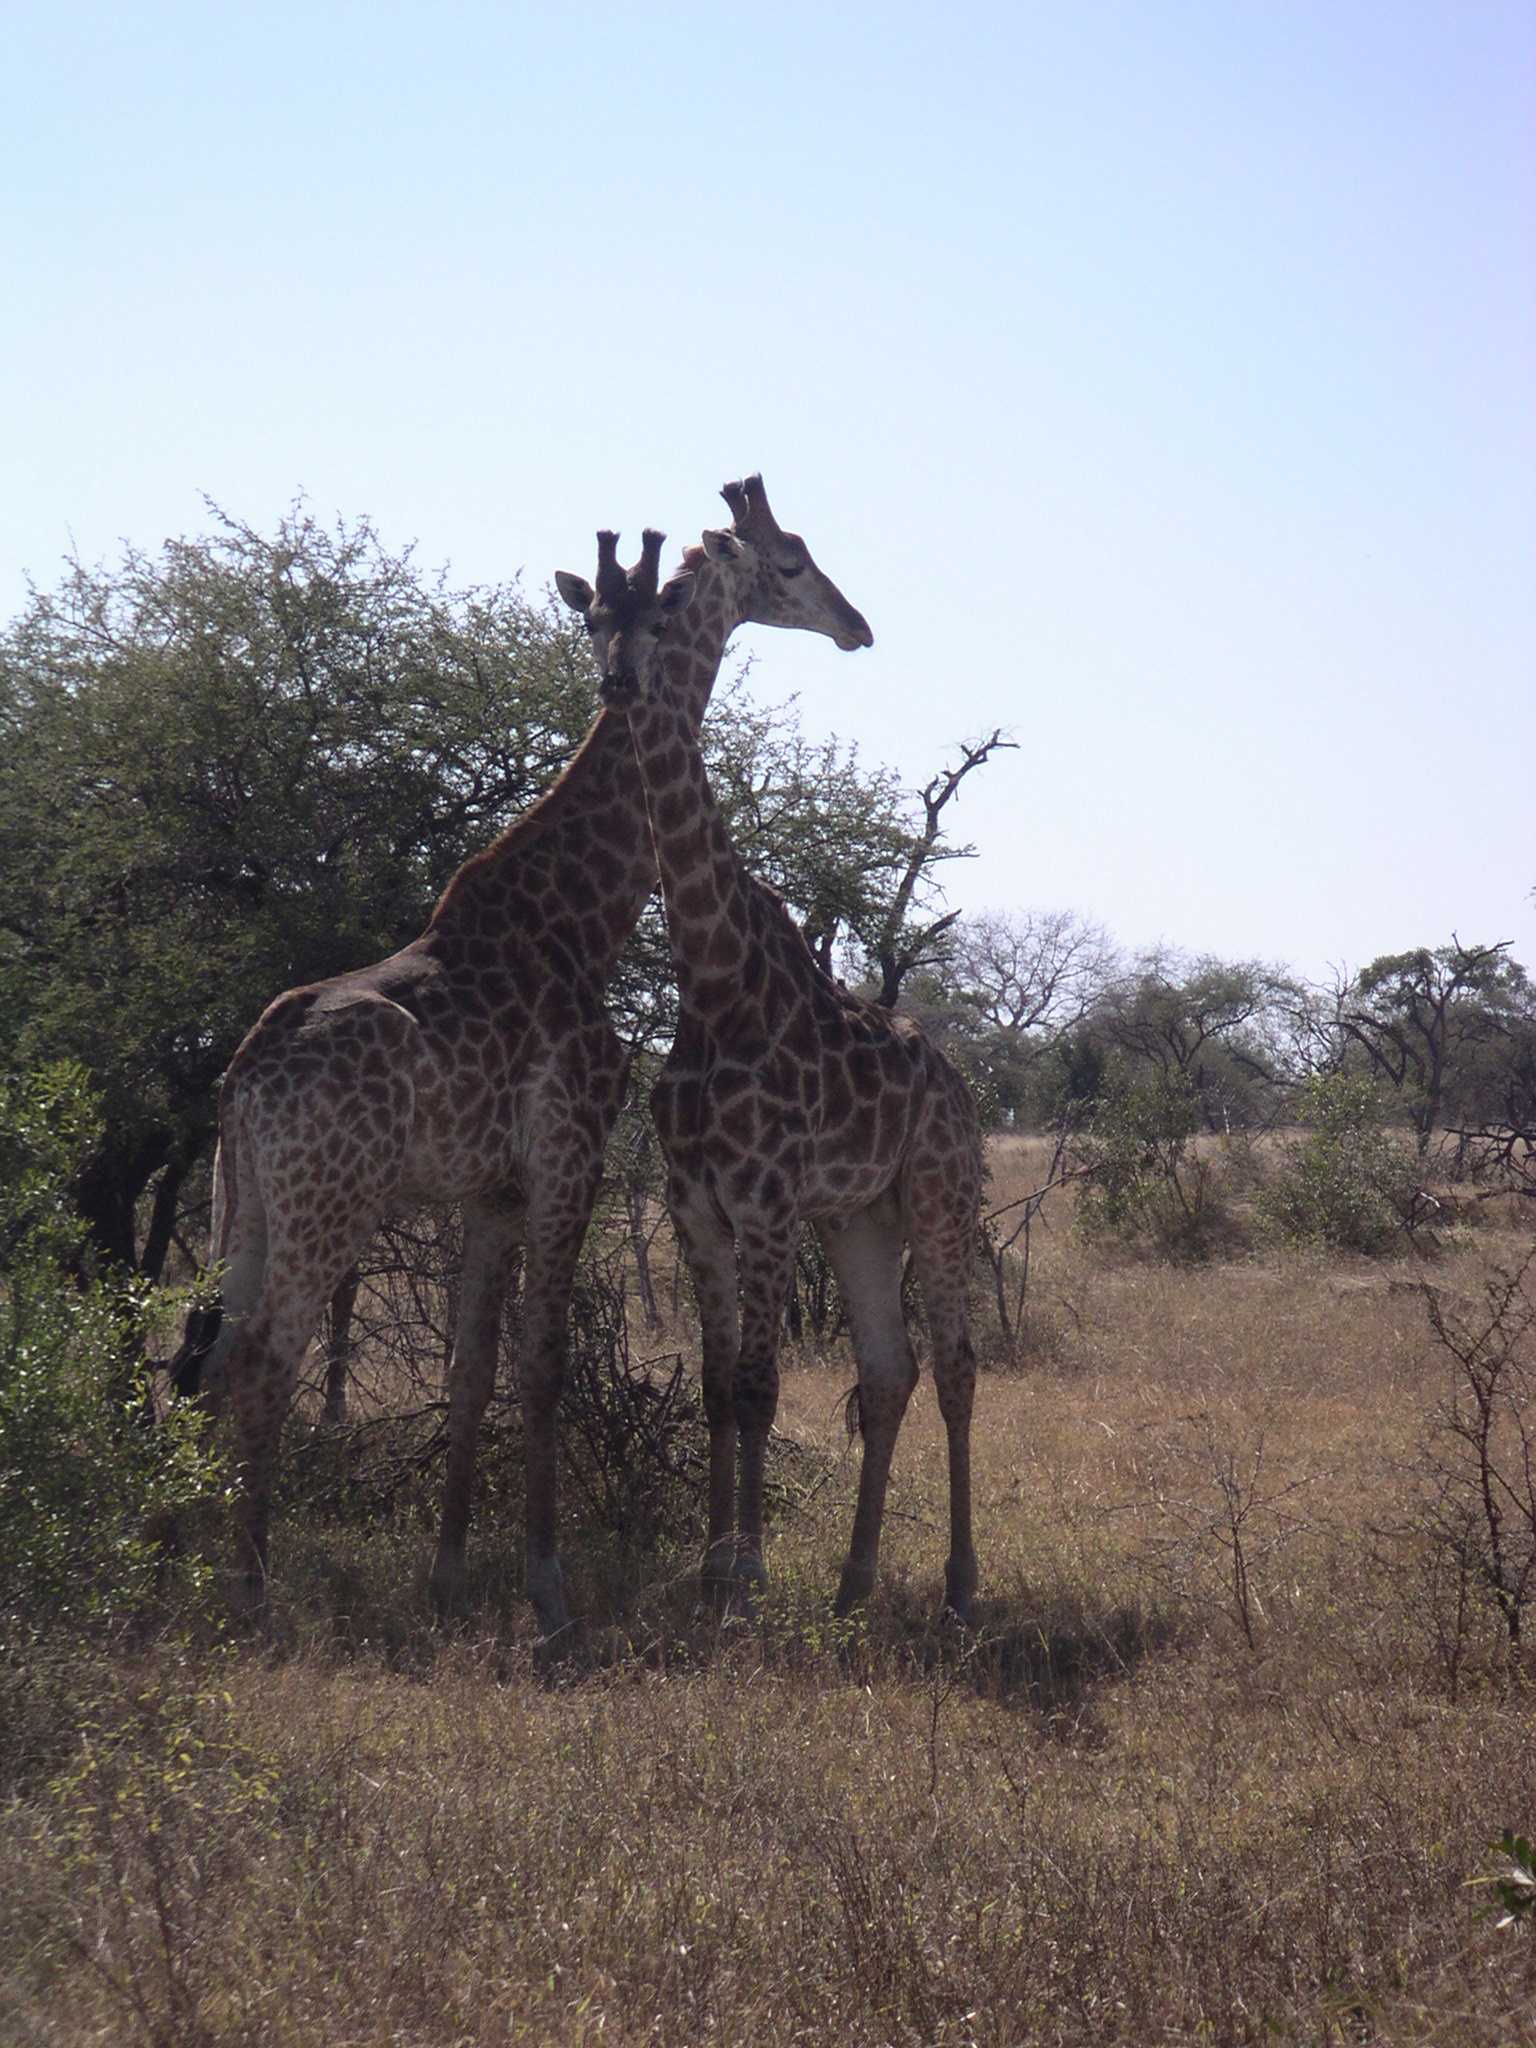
(601, 669, 641, 708)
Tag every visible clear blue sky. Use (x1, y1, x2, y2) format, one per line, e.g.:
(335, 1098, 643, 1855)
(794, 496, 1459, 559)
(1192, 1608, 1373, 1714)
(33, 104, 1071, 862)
(5, 0, 1533, 982)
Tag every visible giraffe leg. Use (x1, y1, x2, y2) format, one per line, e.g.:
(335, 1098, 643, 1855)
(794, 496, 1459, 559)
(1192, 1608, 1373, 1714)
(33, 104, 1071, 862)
(518, 1161, 605, 1639)
(221, 1062, 409, 1610)
(225, 1284, 342, 1608)
(319, 1267, 361, 1427)
(732, 1220, 798, 1587)
(669, 1183, 741, 1592)
(225, 1215, 389, 1610)
(428, 1194, 524, 1614)
(908, 1217, 980, 1626)
(816, 1198, 920, 1616)
(916, 1273, 978, 1623)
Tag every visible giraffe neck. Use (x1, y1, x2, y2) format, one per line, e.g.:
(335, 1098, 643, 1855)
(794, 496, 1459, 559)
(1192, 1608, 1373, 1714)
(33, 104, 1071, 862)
(428, 551, 739, 974)
(623, 658, 762, 1032)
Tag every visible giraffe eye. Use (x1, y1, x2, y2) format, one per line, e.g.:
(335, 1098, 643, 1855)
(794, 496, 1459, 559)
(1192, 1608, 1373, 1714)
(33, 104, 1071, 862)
(780, 562, 806, 580)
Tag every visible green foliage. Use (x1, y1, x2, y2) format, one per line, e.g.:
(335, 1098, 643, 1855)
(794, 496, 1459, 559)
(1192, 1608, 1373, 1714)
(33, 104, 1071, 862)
(0, 1066, 223, 1648)
(703, 676, 920, 974)
(1074, 1069, 1237, 1262)
(1040, 1025, 1111, 1127)
(0, 1059, 103, 1266)
(1258, 1074, 1416, 1255)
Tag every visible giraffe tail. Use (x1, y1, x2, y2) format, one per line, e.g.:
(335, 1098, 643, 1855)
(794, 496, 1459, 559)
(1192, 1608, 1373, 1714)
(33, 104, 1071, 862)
(161, 1077, 245, 1398)
(842, 1381, 865, 1440)
(164, 1301, 225, 1398)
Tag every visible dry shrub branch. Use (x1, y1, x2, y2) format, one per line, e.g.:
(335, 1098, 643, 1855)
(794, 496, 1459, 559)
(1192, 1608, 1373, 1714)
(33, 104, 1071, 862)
(1417, 1247, 1536, 1658)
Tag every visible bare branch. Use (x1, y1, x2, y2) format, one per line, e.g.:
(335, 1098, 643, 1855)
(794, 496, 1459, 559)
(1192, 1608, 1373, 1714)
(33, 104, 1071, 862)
(873, 729, 1016, 1007)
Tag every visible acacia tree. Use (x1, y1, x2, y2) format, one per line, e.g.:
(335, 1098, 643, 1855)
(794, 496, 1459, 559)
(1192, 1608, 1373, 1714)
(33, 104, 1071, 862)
(1088, 950, 1298, 1130)
(952, 908, 1116, 1039)
(1424, 906, 1536, 1202)
(1339, 940, 1529, 1156)
(900, 907, 1117, 1127)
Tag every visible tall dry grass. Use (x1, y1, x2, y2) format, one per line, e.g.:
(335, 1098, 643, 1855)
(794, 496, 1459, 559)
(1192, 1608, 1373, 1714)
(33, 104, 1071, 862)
(5, 1140, 1536, 2045)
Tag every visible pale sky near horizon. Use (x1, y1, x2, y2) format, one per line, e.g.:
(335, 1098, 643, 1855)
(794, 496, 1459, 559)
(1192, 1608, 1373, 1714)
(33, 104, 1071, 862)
(5, 1, 1533, 987)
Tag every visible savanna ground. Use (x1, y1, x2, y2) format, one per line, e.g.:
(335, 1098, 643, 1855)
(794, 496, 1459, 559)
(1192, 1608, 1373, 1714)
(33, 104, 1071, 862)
(4, 1137, 1536, 2046)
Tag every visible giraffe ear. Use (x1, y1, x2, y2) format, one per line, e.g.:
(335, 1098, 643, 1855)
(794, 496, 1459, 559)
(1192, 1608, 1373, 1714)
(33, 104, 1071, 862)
(699, 528, 746, 562)
(554, 571, 594, 614)
(659, 571, 695, 614)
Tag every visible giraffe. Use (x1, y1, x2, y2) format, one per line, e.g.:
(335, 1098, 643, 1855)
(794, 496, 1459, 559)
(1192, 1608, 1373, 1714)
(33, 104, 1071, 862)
(173, 476, 873, 1634)
(557, 494, 982, 1621)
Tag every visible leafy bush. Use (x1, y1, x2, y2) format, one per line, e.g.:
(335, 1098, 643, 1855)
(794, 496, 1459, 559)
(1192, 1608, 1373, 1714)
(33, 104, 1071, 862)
(1074, 1070, 1242, 1262)
(1258, 1074, 1417, 1255)
(0, 1065, 223, 1649)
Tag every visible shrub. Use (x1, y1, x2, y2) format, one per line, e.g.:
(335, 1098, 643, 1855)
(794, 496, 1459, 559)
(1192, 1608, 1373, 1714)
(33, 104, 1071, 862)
(264, 1219, 719, 1582)
(1074, 1070, 1242, 1262)
(1415, 1250, 1536, 1662)
(0, 1065, 223, 1650)
(1258, 1074, 1417, 1255)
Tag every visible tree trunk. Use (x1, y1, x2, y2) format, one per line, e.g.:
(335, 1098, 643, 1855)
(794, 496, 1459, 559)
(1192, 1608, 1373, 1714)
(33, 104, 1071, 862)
(139, 1148, 196, 1284)
(73, 1130, 173, 1276)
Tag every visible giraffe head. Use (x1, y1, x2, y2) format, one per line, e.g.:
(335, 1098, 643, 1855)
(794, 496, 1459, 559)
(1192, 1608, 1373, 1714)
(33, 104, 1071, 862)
(556, 528, 697, 709)
(710, 473, 873, 651)
(555, 476, 873, 708)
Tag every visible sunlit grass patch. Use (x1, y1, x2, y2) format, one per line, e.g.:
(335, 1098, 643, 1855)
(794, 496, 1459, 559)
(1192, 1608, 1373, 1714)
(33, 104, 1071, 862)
(7, 1139, 1536, 2044)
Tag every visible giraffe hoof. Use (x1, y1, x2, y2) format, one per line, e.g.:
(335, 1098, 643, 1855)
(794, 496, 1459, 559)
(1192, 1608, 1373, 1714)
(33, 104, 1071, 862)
(701, 1541, 740, 1602)
(525, 1556, 573, 1640)
(531, 1616, 585, 1673)
(226, 1574, 270, 1627)
(428, 1553, 469, 1620)
(943, 1563, 979, 1628)
(701, 1544, 767, 1615)
(833, 1563, 876, 1617)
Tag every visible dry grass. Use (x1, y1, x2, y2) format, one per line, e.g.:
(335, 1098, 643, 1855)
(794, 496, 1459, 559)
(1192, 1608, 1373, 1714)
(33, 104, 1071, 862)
(5, 1145, 1536, 2046)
